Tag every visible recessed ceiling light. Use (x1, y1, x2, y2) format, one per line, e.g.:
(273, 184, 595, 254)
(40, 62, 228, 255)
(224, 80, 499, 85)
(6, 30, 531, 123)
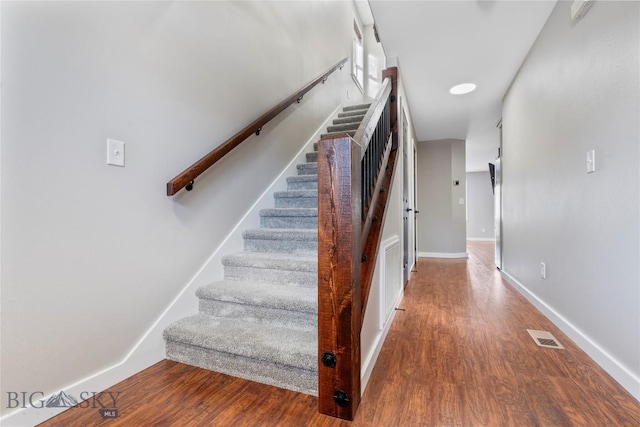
(449, 83, 476, 95)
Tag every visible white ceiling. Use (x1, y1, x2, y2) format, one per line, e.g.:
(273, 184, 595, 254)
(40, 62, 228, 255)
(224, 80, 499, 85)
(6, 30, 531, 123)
(365, 0, 558, 171)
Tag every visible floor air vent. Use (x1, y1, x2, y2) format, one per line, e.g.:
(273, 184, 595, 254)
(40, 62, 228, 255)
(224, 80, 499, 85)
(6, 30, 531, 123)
(527, 329, 564, 349)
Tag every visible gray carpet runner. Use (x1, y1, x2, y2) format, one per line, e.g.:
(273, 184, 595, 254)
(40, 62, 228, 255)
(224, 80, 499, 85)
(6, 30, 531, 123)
(163, 103, 370, 395)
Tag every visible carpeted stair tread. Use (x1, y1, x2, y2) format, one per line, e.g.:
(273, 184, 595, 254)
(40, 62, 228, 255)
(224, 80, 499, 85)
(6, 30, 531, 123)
(197, 280, 317, 314)
(223, 251, 317, 271)
(338, 110, 368, 118)
(163, 313, 316, 371)
(343, 103, 371, 111)
(327, 122, 360, 133)
(333, 115, 365, 125)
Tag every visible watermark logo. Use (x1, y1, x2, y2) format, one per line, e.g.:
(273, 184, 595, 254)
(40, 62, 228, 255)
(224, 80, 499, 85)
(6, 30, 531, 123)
(6, 390, 120, 419)
(45, 391, 78, 408)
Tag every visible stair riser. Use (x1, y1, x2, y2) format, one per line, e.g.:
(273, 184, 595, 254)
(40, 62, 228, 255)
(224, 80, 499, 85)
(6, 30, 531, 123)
(244, 237, 317, 254)
(288, 180, 317, 190)
(297, 164, 317, 175)
(287, 175, 317, 190)
(199, 300, 317, 332)
(260, 216, 317, 229)
(224, 266, 316, 287)
(274, 197, 317, 209)
(166, 341, 318, 396)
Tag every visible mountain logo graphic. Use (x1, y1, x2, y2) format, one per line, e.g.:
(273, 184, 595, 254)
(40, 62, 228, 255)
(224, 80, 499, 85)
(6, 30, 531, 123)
(45, 391, 78, 408)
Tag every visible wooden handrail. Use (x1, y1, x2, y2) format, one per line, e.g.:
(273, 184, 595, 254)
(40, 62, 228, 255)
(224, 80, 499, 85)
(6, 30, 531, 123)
(166, 57, 348, 196)
(317, 67, 399, 421)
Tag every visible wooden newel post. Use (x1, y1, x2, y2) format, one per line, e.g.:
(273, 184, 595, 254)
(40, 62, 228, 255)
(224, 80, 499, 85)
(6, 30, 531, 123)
(317, 134, 362, 420)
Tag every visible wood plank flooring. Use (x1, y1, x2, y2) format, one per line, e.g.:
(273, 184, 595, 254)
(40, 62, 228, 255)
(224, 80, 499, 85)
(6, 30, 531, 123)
(39, 241, 640, 426)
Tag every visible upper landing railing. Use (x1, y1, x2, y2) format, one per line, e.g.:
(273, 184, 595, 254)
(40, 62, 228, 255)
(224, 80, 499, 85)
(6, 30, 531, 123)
(166, 57, 348, 196)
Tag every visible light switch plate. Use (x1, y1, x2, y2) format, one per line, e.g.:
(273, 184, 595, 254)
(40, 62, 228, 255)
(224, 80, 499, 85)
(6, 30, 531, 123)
(459, 198, 465, 205)
(586, 149, 595, 173)
(107, 139, 125, 167)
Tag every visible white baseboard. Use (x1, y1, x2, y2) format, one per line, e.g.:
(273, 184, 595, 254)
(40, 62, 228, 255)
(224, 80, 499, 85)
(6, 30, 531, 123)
(418, 252, 468, 259)
(466, 237, 496, 242)
(501, 270, 640, 401)
(0, 104, 344, 427)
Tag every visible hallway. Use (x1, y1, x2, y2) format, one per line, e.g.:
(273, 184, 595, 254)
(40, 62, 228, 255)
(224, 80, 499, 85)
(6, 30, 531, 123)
(40, 242, 640, 426)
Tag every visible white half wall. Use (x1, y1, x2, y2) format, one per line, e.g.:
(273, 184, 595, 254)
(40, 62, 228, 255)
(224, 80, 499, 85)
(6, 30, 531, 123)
(501, 0, 639, 399)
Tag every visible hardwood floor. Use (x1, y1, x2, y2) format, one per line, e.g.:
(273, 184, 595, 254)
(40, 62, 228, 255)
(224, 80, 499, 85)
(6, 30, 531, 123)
(39, 241, 640, 426)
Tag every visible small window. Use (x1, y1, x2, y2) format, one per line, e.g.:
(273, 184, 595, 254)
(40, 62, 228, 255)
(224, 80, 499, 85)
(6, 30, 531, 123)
(352, 20, 364, 92)
(367, 54, 380, 98)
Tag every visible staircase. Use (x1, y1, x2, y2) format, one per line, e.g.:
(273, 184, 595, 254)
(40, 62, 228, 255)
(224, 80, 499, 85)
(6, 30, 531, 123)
(163, 103, 370, 395)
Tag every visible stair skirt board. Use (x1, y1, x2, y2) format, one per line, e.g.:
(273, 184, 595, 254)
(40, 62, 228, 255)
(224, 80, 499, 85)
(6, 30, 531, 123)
(163, 103, 372, 396)
(166, 341, 318, 395)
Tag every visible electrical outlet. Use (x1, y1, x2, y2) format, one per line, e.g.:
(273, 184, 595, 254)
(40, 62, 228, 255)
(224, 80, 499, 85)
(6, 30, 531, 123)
(540, 262, 547, 280)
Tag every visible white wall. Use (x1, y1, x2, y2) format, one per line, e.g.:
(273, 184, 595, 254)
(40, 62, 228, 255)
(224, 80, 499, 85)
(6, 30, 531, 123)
(1, 0, 359, 418)
(466, 171, 494, 240)
(416, 139, 467, 257)
(501, 0, 639, 398)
